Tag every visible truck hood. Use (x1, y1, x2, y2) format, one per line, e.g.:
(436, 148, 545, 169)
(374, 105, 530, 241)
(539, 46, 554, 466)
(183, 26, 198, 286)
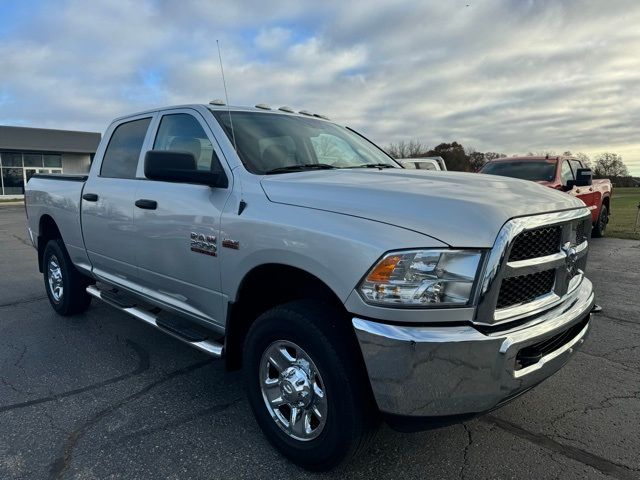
(260, 169, 586, 247)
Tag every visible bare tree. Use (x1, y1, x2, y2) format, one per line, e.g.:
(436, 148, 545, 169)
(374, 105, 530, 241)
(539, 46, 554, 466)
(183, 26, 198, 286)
(593, 152, 629, 177)
(468, 150, 486, 171)
(574, 152, 591, 169)
(484, 152, 507, 161)
(563, 151, 591, 168)
(386, 139, 427, 158)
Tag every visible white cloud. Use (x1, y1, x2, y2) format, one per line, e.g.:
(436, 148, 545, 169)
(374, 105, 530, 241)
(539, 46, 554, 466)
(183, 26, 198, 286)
(255, 27, 292, 51)
(0, 0, 639, 174)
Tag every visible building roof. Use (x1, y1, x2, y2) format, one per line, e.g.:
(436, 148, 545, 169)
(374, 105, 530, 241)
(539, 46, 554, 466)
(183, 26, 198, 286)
(0, 125, 101, 154)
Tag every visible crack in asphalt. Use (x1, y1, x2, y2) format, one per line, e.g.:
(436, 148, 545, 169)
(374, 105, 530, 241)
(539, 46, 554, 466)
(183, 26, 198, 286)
(106, 398, 242, 447)
(11, 233, 34, 248)
(483, 415, 640, 480)
(459, 423, 472, 480)
(0, 376, 25, 394)
(48, 359, 211, 480)
(597, 312, 640, 328)
(0, 295, 48, 309)
(545, 387, 640, 437)
(0, 340, 150, 414)
(13, 345, 27, 368)
(577, 350, 639, 373)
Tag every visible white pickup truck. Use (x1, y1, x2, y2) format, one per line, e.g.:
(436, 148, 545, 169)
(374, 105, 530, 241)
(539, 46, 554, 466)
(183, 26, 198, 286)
(25, 103, 595, 470)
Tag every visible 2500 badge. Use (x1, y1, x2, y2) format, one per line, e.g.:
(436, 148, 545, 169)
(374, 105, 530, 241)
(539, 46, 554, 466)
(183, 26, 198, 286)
(190, 232, 217, 256)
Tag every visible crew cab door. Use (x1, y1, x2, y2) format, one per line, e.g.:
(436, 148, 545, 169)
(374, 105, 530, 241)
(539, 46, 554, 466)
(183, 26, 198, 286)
(81, 115, 152, 288)
(133, 109, 232, 328)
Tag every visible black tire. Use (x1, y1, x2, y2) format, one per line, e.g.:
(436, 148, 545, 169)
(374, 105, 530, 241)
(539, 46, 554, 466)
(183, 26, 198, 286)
(243, 299, 378, 470)
(43, 238, 92, 315)
(592, 204, 608, 238)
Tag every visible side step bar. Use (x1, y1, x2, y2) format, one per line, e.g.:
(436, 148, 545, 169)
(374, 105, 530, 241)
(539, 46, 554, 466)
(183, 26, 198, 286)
(86, 285, 223, 357)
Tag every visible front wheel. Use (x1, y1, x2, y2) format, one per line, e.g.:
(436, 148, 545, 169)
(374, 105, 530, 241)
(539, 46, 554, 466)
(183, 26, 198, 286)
(592, 204, 608, 238)
(43, 239, 92, 315)
(243, 300, 378, 470)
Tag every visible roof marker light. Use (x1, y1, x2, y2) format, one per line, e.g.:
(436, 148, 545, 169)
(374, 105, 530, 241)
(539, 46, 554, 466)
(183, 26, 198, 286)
(298, 110, 313, 116)
(209, 99, 226, 105)
(255, 104, 272, 110)
(278, 106, 295, 113)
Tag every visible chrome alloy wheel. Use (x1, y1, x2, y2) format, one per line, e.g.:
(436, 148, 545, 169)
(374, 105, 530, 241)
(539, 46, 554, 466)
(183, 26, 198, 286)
(259, 340, 328, 441)
(47, 255, 64, 302)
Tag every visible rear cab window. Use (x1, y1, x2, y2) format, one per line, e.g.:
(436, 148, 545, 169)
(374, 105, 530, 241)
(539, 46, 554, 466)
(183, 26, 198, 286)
(480, 160, 557, 182)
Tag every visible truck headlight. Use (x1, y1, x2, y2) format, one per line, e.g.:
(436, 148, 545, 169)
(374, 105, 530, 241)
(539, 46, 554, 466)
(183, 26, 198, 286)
(358, 249, 482, 306)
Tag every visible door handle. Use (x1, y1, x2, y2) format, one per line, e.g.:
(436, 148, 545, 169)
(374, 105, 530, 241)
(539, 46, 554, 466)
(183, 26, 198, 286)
(135, 199, 158, 210)
(82, 193, 98, 202)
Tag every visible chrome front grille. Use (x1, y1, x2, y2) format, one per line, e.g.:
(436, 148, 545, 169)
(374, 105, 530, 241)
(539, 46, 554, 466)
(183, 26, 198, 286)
(508, 226, 561, 261)
(496, 269, 555, 309)
(476, 209, 592, 326)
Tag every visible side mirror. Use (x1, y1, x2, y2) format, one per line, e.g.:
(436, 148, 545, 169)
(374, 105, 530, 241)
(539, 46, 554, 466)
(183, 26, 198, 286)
(566, 168, 593, 189)
(144, 150, 227, 187)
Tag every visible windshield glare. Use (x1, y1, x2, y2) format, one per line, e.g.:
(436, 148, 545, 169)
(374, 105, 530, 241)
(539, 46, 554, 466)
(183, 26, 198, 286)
(212, 111, 399, 174)
(480, 160, 556, 182)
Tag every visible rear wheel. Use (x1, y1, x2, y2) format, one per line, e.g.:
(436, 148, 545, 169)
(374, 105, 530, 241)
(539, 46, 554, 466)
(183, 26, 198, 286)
(592, 204, 608, 238)
(43, 239, 92, 315)
(243, 300, 377, 470)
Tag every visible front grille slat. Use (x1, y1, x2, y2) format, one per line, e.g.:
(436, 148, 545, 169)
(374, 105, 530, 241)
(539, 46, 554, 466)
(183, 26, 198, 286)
(496, 269, 555, 309)
(509, 226, 561, 262)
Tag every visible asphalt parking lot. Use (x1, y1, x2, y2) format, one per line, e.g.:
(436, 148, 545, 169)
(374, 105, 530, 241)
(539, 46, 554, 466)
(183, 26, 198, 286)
(1, 204, 638, 480)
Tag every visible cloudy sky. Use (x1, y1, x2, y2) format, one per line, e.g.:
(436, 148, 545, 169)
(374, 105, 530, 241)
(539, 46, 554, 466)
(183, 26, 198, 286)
(1, 0, 639, 174)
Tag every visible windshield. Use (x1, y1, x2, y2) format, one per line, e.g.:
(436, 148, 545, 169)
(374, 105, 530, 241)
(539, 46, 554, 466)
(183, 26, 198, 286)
(212, 111, 399, 174)
(480, 160, 556, 182)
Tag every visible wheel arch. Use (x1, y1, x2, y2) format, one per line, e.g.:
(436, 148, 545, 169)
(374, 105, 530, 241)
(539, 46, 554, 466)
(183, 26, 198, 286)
(37, 214, 63, 273)
(224, 263, 353, 371)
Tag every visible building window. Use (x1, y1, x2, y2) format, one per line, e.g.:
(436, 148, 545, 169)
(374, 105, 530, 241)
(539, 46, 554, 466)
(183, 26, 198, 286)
(2, 152, 23, 167)
(43, 154, 62, 168)
(24, 153, 43, 168)
(0, 151, 65, 196)
(1, 168, 25, 195)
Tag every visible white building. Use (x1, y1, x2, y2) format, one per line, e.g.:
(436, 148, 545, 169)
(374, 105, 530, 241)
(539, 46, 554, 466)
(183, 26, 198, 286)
(0, 125, 100, 198)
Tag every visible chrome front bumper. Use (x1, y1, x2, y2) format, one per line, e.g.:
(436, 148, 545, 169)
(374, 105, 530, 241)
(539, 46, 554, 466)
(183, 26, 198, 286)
(352, 278, 594, 417)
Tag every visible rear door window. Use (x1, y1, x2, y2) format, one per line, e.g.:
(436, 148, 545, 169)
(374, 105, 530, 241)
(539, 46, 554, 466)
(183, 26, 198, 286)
(100, 118, 151, 178)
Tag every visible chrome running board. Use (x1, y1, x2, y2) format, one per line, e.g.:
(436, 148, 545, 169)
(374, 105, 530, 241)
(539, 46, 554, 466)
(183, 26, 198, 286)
(86, 285, 223, 357)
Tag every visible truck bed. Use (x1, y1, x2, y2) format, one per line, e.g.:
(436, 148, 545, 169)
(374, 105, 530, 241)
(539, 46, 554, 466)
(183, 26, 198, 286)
(25, 174, 91, 273)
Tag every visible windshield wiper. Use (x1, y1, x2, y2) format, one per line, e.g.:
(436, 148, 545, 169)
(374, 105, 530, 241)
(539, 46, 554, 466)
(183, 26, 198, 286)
(265, 163, 338, 174)
(346, 163, 397, 169)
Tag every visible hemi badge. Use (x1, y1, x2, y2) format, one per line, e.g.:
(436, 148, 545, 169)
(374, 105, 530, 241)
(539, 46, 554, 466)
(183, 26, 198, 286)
(222, 239, 240, 250)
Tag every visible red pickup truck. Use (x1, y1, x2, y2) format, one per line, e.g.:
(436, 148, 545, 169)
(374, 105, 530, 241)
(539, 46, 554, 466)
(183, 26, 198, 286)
(480, 156, 612, 237)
